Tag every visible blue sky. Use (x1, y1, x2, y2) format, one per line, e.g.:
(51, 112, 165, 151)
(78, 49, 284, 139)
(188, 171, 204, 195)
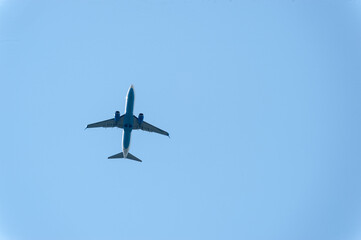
(1, 1, 361, 240)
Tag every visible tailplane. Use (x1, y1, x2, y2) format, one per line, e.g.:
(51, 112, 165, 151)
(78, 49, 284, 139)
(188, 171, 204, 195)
(108, 152, 142, 162)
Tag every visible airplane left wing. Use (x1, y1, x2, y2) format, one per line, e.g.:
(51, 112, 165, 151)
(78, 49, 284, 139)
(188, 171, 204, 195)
(133, 115, 169, 137)
(86, 115, 124, 129)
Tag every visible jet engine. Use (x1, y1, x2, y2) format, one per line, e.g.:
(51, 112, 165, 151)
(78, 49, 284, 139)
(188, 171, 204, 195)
(114, 111, 121, 121)
(138, 113, 144, 125)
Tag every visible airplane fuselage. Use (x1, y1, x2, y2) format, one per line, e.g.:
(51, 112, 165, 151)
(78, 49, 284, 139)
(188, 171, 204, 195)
(122, 85, 135, 157)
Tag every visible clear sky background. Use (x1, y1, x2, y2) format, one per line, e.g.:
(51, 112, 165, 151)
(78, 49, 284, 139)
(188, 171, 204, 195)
(1, 1, 361, 240)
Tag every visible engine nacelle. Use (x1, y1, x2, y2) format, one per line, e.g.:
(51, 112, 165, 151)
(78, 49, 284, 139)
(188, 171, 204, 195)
(138, 113, 144, 125)
(114, 111, 121, 122)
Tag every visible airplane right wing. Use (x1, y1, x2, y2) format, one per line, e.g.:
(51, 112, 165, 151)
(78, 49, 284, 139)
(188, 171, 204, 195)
(86, 115, 124, 129)
(133, 115, 169, 137)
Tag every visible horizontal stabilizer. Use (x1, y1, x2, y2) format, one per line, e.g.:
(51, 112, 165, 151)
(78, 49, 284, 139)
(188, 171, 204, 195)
(108, 152, 142, 162)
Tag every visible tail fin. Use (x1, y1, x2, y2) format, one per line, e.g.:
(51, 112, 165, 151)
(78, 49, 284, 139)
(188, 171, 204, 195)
(108, 152, 142, 162)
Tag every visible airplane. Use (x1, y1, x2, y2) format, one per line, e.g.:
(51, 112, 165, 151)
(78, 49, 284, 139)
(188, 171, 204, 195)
(86, 85, 169, 162)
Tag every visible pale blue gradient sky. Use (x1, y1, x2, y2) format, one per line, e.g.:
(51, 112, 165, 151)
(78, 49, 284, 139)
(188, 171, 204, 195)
(1, 1, 361, 240)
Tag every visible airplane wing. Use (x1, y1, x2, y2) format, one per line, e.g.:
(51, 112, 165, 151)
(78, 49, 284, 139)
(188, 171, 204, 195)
(133, 115, 169, 136)
(86, 115, 124, 129)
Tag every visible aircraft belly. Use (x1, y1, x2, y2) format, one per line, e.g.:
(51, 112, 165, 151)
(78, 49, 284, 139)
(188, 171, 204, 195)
(122, 86, 135, 154)
(123, 130, 131, 149)
(126, 89, 134, 114)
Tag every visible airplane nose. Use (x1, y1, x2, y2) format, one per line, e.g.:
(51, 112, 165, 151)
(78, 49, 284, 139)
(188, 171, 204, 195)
(129, 85, 135, 94)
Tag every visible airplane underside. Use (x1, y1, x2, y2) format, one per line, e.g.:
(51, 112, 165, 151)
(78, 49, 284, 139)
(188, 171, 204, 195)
(86, 85, 169, 162)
